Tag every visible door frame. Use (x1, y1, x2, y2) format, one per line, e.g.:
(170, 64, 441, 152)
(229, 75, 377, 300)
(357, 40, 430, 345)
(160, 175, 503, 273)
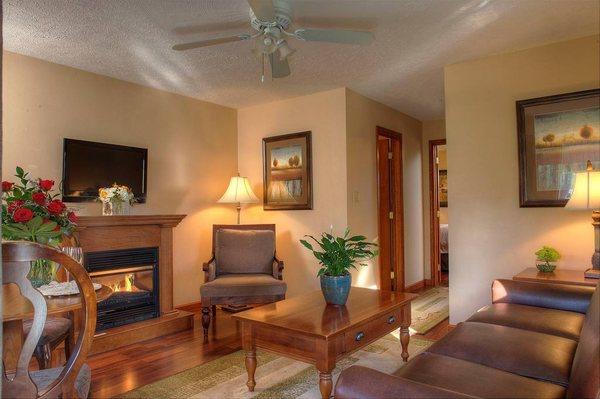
(429, 139, 446, 286)
(376, 126, 405, 292)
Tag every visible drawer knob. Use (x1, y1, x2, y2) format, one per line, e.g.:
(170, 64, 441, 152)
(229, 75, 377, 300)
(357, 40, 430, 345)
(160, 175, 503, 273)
(387, 316, 396, 324)
(355, 331, 365, 342)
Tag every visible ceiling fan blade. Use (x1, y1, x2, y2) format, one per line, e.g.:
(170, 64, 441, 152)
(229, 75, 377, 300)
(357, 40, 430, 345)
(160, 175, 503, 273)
(294, 28, 373, 45)
(247, 0, 276, 22)
(172, 34, 251, 51)
(269, 50, 290, 78)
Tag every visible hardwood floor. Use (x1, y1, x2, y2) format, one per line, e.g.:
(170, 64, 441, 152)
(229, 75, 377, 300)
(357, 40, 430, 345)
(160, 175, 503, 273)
(87, 286, 451, 398)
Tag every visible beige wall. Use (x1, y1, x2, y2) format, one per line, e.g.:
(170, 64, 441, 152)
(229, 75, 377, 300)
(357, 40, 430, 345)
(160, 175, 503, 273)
(345, 89, 424, 288)
(2, 51, 238, 306)
(445, 35, 600, 323)
(421, 119, 446, 279)
(237, 88, 348, 297)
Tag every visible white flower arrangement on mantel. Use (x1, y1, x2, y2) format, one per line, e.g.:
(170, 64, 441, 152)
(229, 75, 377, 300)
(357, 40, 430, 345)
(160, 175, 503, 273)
(98, 184, 135, 216)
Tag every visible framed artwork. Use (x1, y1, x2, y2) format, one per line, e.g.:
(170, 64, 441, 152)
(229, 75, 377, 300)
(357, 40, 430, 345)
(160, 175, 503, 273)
(438, 169, 448, 208)
(517, 89, 600, 207)
(262, 131, 313, 210)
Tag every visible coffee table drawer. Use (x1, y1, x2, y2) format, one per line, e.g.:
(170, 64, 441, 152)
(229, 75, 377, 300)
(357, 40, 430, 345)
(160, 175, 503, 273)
(344, 309, 402, 352)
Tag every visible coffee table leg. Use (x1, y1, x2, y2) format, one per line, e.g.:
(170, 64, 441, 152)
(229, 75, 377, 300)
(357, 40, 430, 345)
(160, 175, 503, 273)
(245, 349, 257, 391)
(400, 325, 410, 362)
(318, 371, 333, 399)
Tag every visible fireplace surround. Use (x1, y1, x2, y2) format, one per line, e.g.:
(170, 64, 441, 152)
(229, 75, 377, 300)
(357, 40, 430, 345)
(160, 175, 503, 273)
(85, 247, 160, 331)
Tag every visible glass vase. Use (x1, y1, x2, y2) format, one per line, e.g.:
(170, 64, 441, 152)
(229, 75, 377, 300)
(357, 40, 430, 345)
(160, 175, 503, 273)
(28, 259, 58, 288)
(102, 201, 131, 216)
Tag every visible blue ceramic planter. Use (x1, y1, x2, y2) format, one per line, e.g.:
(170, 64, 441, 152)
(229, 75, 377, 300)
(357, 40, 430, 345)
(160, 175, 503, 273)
(320, 274, 351, 306)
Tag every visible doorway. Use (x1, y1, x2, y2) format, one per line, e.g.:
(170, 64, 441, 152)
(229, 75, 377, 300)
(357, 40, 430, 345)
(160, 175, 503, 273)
(376, 126, 404, 292)
(429, 139, 448, 286)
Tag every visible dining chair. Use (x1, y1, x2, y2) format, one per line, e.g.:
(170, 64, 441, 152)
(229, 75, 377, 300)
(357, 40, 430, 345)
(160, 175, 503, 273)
(2, 241, 97, 399)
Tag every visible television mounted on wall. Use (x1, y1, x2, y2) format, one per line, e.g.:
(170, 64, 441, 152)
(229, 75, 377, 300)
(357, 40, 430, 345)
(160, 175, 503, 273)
(62, 138, 147, 203)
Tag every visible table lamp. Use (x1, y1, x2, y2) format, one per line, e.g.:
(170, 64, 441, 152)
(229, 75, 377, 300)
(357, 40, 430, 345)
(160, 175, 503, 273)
(218, 174, 259, 224)
(566, 160, 600, 278)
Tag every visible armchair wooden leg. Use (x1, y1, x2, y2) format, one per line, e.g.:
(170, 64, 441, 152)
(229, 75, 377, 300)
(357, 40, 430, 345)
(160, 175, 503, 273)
(212, 305, 217, 317)
(34, 344, 52, 370)
(201, 307, 211, 342)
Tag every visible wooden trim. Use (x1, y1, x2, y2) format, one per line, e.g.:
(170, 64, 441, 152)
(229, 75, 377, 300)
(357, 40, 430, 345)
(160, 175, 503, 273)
(176, 300, 202, 312)
(428, 139, 446, 286)
(77, 215, 186, 228)
(405, 280, 425, 293)
(376, 126, 405, 292)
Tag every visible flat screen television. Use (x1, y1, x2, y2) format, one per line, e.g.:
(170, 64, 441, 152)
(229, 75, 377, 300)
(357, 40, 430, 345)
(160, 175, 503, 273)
(62, 138, 147, 203)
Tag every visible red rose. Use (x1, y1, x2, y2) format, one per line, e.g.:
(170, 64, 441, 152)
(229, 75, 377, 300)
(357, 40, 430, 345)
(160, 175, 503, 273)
(13, 207, 34, 222)
(39, 179, 54, 191)
(47, 200, 65, 215)
(32, 192, 47, 205)
(2, 181, 14, 192)
(7, 200, 24, 213)
(67, 211, 78, 223)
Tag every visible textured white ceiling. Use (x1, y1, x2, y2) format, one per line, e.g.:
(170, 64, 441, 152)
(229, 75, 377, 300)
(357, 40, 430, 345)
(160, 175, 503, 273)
(4, 0, 599, 120)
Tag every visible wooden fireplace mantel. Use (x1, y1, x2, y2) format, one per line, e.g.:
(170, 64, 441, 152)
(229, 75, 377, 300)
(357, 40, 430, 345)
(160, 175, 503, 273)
(76, 214, 185, 314)
(74, 214, 193, 354)
(77, 214, 186, 229)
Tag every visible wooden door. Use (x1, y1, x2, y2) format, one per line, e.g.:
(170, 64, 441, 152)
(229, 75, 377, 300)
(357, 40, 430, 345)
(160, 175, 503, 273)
(429, 139, 446, 286)
(376, 127, 404, 292)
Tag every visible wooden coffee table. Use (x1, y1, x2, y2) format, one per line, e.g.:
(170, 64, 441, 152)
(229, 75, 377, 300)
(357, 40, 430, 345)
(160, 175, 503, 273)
(232, 287, 417, 399)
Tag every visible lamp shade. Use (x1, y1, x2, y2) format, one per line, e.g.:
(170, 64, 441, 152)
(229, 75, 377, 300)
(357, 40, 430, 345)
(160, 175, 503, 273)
(218, 176, 259, 204)
(566, 169, 600, 210)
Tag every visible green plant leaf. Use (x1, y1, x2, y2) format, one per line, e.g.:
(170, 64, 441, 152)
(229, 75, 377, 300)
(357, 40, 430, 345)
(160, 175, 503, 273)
(27, 215, 44, 231)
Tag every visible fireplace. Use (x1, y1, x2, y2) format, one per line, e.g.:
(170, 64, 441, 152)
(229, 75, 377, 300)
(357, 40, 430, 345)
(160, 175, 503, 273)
(85, 247, 160, 331)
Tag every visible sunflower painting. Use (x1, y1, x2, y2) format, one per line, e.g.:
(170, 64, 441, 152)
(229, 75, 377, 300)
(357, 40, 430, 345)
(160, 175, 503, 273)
(517, 89, 600, 207)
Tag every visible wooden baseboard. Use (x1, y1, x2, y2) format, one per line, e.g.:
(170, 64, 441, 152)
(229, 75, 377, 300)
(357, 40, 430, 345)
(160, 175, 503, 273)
(176, 300, 202, 313)
(90, 310, 194, 355)
(405, 280, 426, 293)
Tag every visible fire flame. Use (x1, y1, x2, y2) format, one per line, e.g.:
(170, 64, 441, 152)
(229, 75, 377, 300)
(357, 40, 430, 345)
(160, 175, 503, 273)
(110, 273, 136, 292)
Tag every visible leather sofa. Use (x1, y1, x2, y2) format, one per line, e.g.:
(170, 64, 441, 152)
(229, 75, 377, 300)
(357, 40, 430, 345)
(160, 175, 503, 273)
(334, 279, 599, 399)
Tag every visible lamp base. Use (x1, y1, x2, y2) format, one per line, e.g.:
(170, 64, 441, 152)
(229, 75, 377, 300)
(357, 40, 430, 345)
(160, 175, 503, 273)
(584, 268, 600, 279)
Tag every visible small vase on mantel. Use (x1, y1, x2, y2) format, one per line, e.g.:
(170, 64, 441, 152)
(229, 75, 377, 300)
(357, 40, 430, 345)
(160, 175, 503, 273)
(102, 201, 132, 216)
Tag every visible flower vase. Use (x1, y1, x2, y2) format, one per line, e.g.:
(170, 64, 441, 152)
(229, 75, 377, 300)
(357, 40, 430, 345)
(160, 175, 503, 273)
(102, 201, 131, 216)
(28, 259, 58, 288)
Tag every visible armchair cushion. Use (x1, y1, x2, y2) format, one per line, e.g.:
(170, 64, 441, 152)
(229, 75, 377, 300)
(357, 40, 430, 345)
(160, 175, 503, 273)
(200, 273, 286, 298)
(215, 229, 275, 275)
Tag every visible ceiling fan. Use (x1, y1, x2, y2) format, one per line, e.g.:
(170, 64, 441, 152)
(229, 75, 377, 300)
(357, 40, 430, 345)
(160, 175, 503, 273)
(171, 0, 374, 81)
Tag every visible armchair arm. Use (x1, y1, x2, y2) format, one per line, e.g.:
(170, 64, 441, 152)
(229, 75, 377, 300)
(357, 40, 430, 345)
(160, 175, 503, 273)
(203, 257, 216, 282)
(492, 279, 595, 314)
(272, 256, 284, 280)
(334, 366, 474, 399)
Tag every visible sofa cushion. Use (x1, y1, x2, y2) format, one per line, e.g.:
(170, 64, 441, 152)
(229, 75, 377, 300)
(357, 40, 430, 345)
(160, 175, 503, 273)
(467, 303, 585, 340)
(30, 363, 91, 398)
(396, 352, 565, 399)
(215, 229, 275, 275)
(567, 283, 599, 399)
(427, 321, 577, 387)
(200, 273, 286, 298)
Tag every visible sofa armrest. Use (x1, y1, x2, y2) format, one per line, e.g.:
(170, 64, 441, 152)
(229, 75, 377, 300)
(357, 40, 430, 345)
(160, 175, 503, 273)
(492, 279, 595, 314)
(273, 257, 284, 280)
(203, 257, 216, 282)
(334, 366, 475, 399)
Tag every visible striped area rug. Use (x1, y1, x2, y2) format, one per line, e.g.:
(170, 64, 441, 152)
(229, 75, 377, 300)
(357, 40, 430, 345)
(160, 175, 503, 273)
(122, 335, 432, 399)
(410, 287, 449, 334)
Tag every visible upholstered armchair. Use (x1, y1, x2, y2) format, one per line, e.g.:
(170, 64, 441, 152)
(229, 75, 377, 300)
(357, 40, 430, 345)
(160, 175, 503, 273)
(200, 224, 286, 341)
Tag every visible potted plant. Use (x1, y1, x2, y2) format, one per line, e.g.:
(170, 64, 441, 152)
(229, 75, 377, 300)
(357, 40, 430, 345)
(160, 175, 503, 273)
(2, 167, 78, 286)
(535, 246, 560, 273)
(300, 228, 378, 306)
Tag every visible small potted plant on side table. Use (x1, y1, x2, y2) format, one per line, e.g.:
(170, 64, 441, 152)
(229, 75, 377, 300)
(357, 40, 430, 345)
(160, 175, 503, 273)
(535, 246, 560, 273)
(300, 228, 378, 306)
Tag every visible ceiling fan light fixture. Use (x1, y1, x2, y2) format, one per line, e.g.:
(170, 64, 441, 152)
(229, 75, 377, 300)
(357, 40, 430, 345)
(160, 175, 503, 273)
(276, 39, 295, 60)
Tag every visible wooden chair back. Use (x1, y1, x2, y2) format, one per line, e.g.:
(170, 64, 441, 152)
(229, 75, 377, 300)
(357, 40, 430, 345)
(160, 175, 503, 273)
(2, 241, 97, 399)
(211, 224, 276, 255)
